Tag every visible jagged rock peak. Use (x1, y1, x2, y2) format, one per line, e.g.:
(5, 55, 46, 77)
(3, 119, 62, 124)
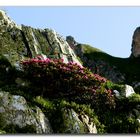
(0, 10, 21, 29)
(131, 27, 140, 58)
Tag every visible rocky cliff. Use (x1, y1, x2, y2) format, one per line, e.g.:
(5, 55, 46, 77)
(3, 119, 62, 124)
(0, 10, 81, 67)
(0, 10, 140, 134)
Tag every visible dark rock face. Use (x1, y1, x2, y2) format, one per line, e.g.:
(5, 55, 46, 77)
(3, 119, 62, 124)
(0, 10, 82, 67)
(131, 27, 140, 58)
(88, 60, 125, 83)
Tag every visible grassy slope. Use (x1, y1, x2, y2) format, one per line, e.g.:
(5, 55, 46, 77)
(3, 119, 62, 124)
(77, 44, 140, 84)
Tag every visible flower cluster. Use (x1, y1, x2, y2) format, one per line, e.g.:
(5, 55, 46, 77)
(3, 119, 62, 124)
(21, 56, 115, 109)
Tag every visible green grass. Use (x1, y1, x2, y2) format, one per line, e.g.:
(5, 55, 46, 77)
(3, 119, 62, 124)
(81, 44, 103, 54)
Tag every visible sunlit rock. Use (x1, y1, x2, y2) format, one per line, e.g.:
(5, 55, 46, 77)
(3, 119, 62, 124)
(0, 91, 53, 134)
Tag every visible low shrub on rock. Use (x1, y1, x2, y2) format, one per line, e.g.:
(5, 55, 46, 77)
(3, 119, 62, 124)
(21, 56, 115, 112)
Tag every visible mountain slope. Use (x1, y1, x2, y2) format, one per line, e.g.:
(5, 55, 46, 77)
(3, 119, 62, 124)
(70, 42, 140, 93)
(0, 10, 140, 134)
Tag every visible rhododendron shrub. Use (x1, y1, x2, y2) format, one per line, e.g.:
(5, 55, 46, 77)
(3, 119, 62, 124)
(21, 57, 115, 110)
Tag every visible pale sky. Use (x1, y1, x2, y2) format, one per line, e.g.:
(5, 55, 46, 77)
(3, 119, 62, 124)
(1, 6, 140, 58)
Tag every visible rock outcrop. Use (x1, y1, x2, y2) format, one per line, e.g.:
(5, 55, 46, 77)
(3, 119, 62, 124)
(131, 27, 140, 58)
(0, 91, 53, 134)
(0, 10, 82, 67)
(113, 84, 135, 98)
(60, 108, 97, 134)
(124, 85, 135, 97)
(66, 36, 78, 49)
